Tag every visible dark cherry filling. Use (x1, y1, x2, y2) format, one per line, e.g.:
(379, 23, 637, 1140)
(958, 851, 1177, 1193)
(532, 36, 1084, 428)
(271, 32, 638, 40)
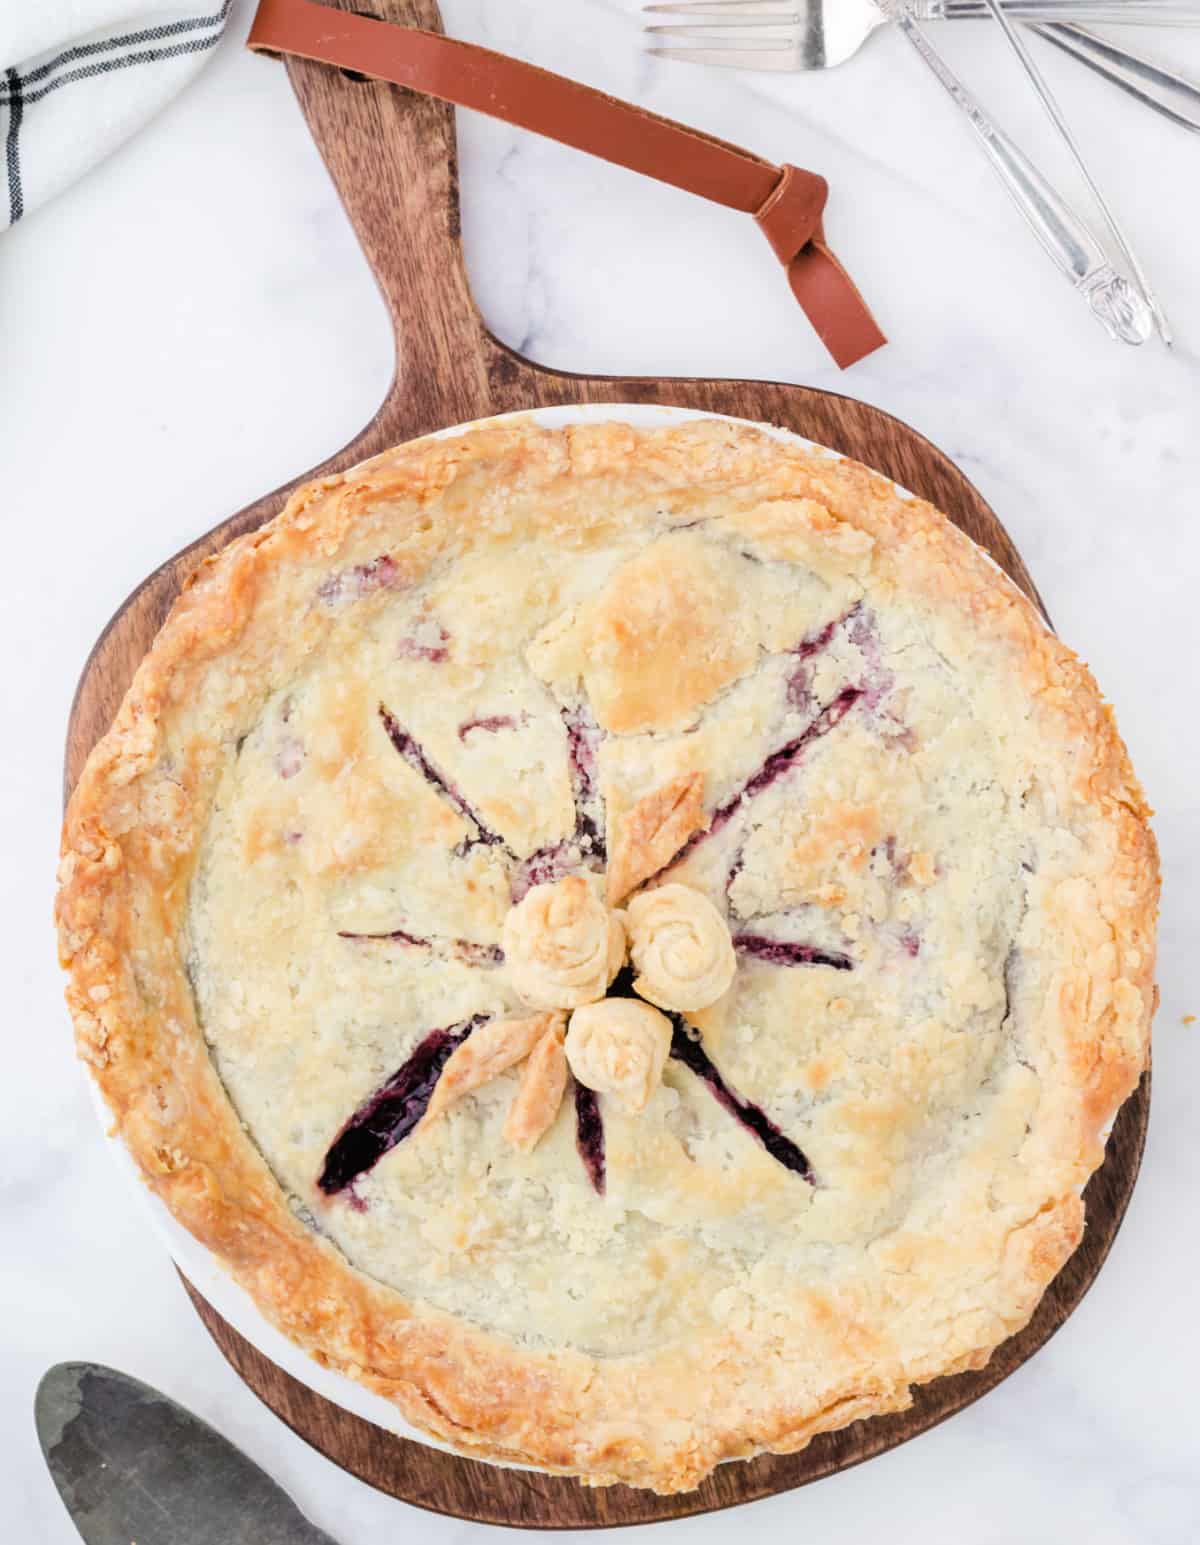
(664, 685, 864, 874)
(733, 934, 854, 971)
(339, 926, 427, 949)
(275, 735, 305, 780)
(608, 962, 637, 999)
(849, 608, 891, 709)
(379, 704, 509, 852)
(318, 1014, 487, 1195)
(725, 845, 746, 898)
(509, 703, 607, 902)
(509, 840, 577, 903)
(562, 702, 605, 859)
(668, 1022, 814, 1184)
(795, 604, 860, 661)
(377, 700, 610, 905)
(317, 554, 401, 605)
(574, 1082, 606, 1195)
(785, 604, 863, 713)
(739, 687, 863, 805)
(338, 929, 503, 968)
(396, 622, 450, 663)
(454, 940, 506, 968)
(785, 667, 812, 716)
(458, 714, 524, 741)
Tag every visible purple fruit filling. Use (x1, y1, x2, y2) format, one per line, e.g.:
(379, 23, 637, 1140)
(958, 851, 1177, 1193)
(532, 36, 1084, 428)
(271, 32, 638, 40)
(663, 685, 864, 875)
(785, 666, 812, 715)
(339, 926, 428, 949)
(509, 840, 577, 903)
(733, 935, 854, 972)
(564, 703, 600, 800)
(508, 704, 607, 901)
(785, 604, 862, 709)
(668, 1022, 814, 1183)
(740, 687, 863, 805)
(274, 736, 305, 780)
(338, 928, 503, 968)
(454, 940, 506, 968)
(608, 962, 637, 1000)
(318, 1015, 487, 1194)
(458, 714, 523, 742)
(317, 555, 401, 605)
(793, 604, 861, 662)
(574, 1081, 606, 1195)
(849, 609, 897, 714)
(379, 704, 509, 852)
(396, 621, 450, 663)
(563, 702, 605, 858)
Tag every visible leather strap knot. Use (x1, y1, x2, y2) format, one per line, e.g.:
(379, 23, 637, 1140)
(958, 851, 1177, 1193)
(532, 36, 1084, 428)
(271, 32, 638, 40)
(754, 164, 885, 370)
(754, 164, 829, 264)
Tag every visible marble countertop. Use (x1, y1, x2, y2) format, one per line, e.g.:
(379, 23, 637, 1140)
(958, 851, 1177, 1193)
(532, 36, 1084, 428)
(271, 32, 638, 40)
(4, 2, 1199, 1540)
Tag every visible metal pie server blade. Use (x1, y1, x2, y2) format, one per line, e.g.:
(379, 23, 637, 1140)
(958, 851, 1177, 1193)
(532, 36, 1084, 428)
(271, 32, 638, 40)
(35, 1363, 338, 1545)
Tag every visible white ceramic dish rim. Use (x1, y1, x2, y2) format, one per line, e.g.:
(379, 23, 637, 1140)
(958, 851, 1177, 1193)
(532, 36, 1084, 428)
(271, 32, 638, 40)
(87, 399, 1043, 1463)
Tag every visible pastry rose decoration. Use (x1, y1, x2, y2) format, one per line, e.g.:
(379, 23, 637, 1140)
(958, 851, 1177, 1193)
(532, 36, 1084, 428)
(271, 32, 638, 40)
(502, 875, 626, 1010)
(409, 880, 737, 1159)
(626, 883, 736, 1012)
(565, 999, 673, 1114)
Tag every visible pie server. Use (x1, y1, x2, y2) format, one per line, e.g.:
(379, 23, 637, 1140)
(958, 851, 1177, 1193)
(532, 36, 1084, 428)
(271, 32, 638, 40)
(35, 1363, 337, 1545)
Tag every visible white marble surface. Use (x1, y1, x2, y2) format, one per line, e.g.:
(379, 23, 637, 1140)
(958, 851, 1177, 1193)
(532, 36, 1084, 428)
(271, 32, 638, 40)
(3, 2, 1199, 1540)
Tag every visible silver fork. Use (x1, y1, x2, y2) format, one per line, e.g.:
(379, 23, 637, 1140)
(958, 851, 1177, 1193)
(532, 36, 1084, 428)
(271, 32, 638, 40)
(644, 0, 1200, 72)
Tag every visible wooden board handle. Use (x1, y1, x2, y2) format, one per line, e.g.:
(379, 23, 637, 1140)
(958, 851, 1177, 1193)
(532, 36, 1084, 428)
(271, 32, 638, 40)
(278, 0, 495, 440)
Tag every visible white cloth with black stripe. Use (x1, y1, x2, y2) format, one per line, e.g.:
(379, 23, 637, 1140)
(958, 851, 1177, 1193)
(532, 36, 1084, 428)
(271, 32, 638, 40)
(0, 2, 231, 230)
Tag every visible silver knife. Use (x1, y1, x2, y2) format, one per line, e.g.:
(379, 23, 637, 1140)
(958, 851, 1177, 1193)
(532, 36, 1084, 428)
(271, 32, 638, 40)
(35, 1363, 339, 1545)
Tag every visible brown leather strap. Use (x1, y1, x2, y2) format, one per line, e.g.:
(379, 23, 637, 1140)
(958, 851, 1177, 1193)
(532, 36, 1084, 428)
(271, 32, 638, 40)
(247, 0, 886, 369)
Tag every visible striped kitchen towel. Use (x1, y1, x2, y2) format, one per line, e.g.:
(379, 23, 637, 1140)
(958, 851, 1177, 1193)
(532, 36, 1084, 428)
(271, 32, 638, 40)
(0, 2, 232, 230)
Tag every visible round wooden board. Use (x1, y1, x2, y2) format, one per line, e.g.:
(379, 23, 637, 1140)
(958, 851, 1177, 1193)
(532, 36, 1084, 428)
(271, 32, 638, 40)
(63, 0, 1150, 1527)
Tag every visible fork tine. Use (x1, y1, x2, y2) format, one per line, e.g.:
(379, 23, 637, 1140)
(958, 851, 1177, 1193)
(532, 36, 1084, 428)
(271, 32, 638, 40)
(643, 2, 798, 16)
(645, 22, 799, 37)
(647, 43, 799, 69)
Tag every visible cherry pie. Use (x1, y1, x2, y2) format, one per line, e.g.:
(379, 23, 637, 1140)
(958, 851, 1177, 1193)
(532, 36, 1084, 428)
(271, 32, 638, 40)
(57, 419, 1158, 1492)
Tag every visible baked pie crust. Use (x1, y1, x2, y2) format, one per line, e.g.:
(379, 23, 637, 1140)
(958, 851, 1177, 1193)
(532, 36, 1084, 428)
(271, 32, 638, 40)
(56, 419, 1158, 1493)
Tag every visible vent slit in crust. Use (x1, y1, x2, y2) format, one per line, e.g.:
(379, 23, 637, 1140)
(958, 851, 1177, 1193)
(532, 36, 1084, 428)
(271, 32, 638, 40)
(668, 1020, 816, 1184)
(318, 1014, 488, 1196)
(574, 1081, 606, 1195)
(510, 700, 607, 901)
(732, 935, 854, 972)
(655, 685, 865, 881)
(337, 928, 504, 969)
(563, 700, 606, 861)
(379, 704, 510, 854)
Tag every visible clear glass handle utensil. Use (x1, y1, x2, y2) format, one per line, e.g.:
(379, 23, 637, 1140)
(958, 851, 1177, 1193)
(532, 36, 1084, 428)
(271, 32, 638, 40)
(881, 2, 1154, 344)
(941, 1, 1200, 21)
(980, 0, 1169, 341)
(1032, 24, 1200, 131)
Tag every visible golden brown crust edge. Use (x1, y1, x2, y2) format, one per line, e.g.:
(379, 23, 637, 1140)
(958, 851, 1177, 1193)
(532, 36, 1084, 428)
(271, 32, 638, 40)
(56, 419, 1158, 1493)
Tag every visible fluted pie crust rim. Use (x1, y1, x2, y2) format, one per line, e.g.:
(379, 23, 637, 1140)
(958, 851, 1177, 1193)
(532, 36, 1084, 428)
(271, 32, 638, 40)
(56, 419, 1158, 1493)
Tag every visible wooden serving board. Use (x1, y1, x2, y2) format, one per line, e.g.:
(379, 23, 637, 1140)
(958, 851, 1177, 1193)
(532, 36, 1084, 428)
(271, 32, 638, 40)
(64, 0, 1149, 1527)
